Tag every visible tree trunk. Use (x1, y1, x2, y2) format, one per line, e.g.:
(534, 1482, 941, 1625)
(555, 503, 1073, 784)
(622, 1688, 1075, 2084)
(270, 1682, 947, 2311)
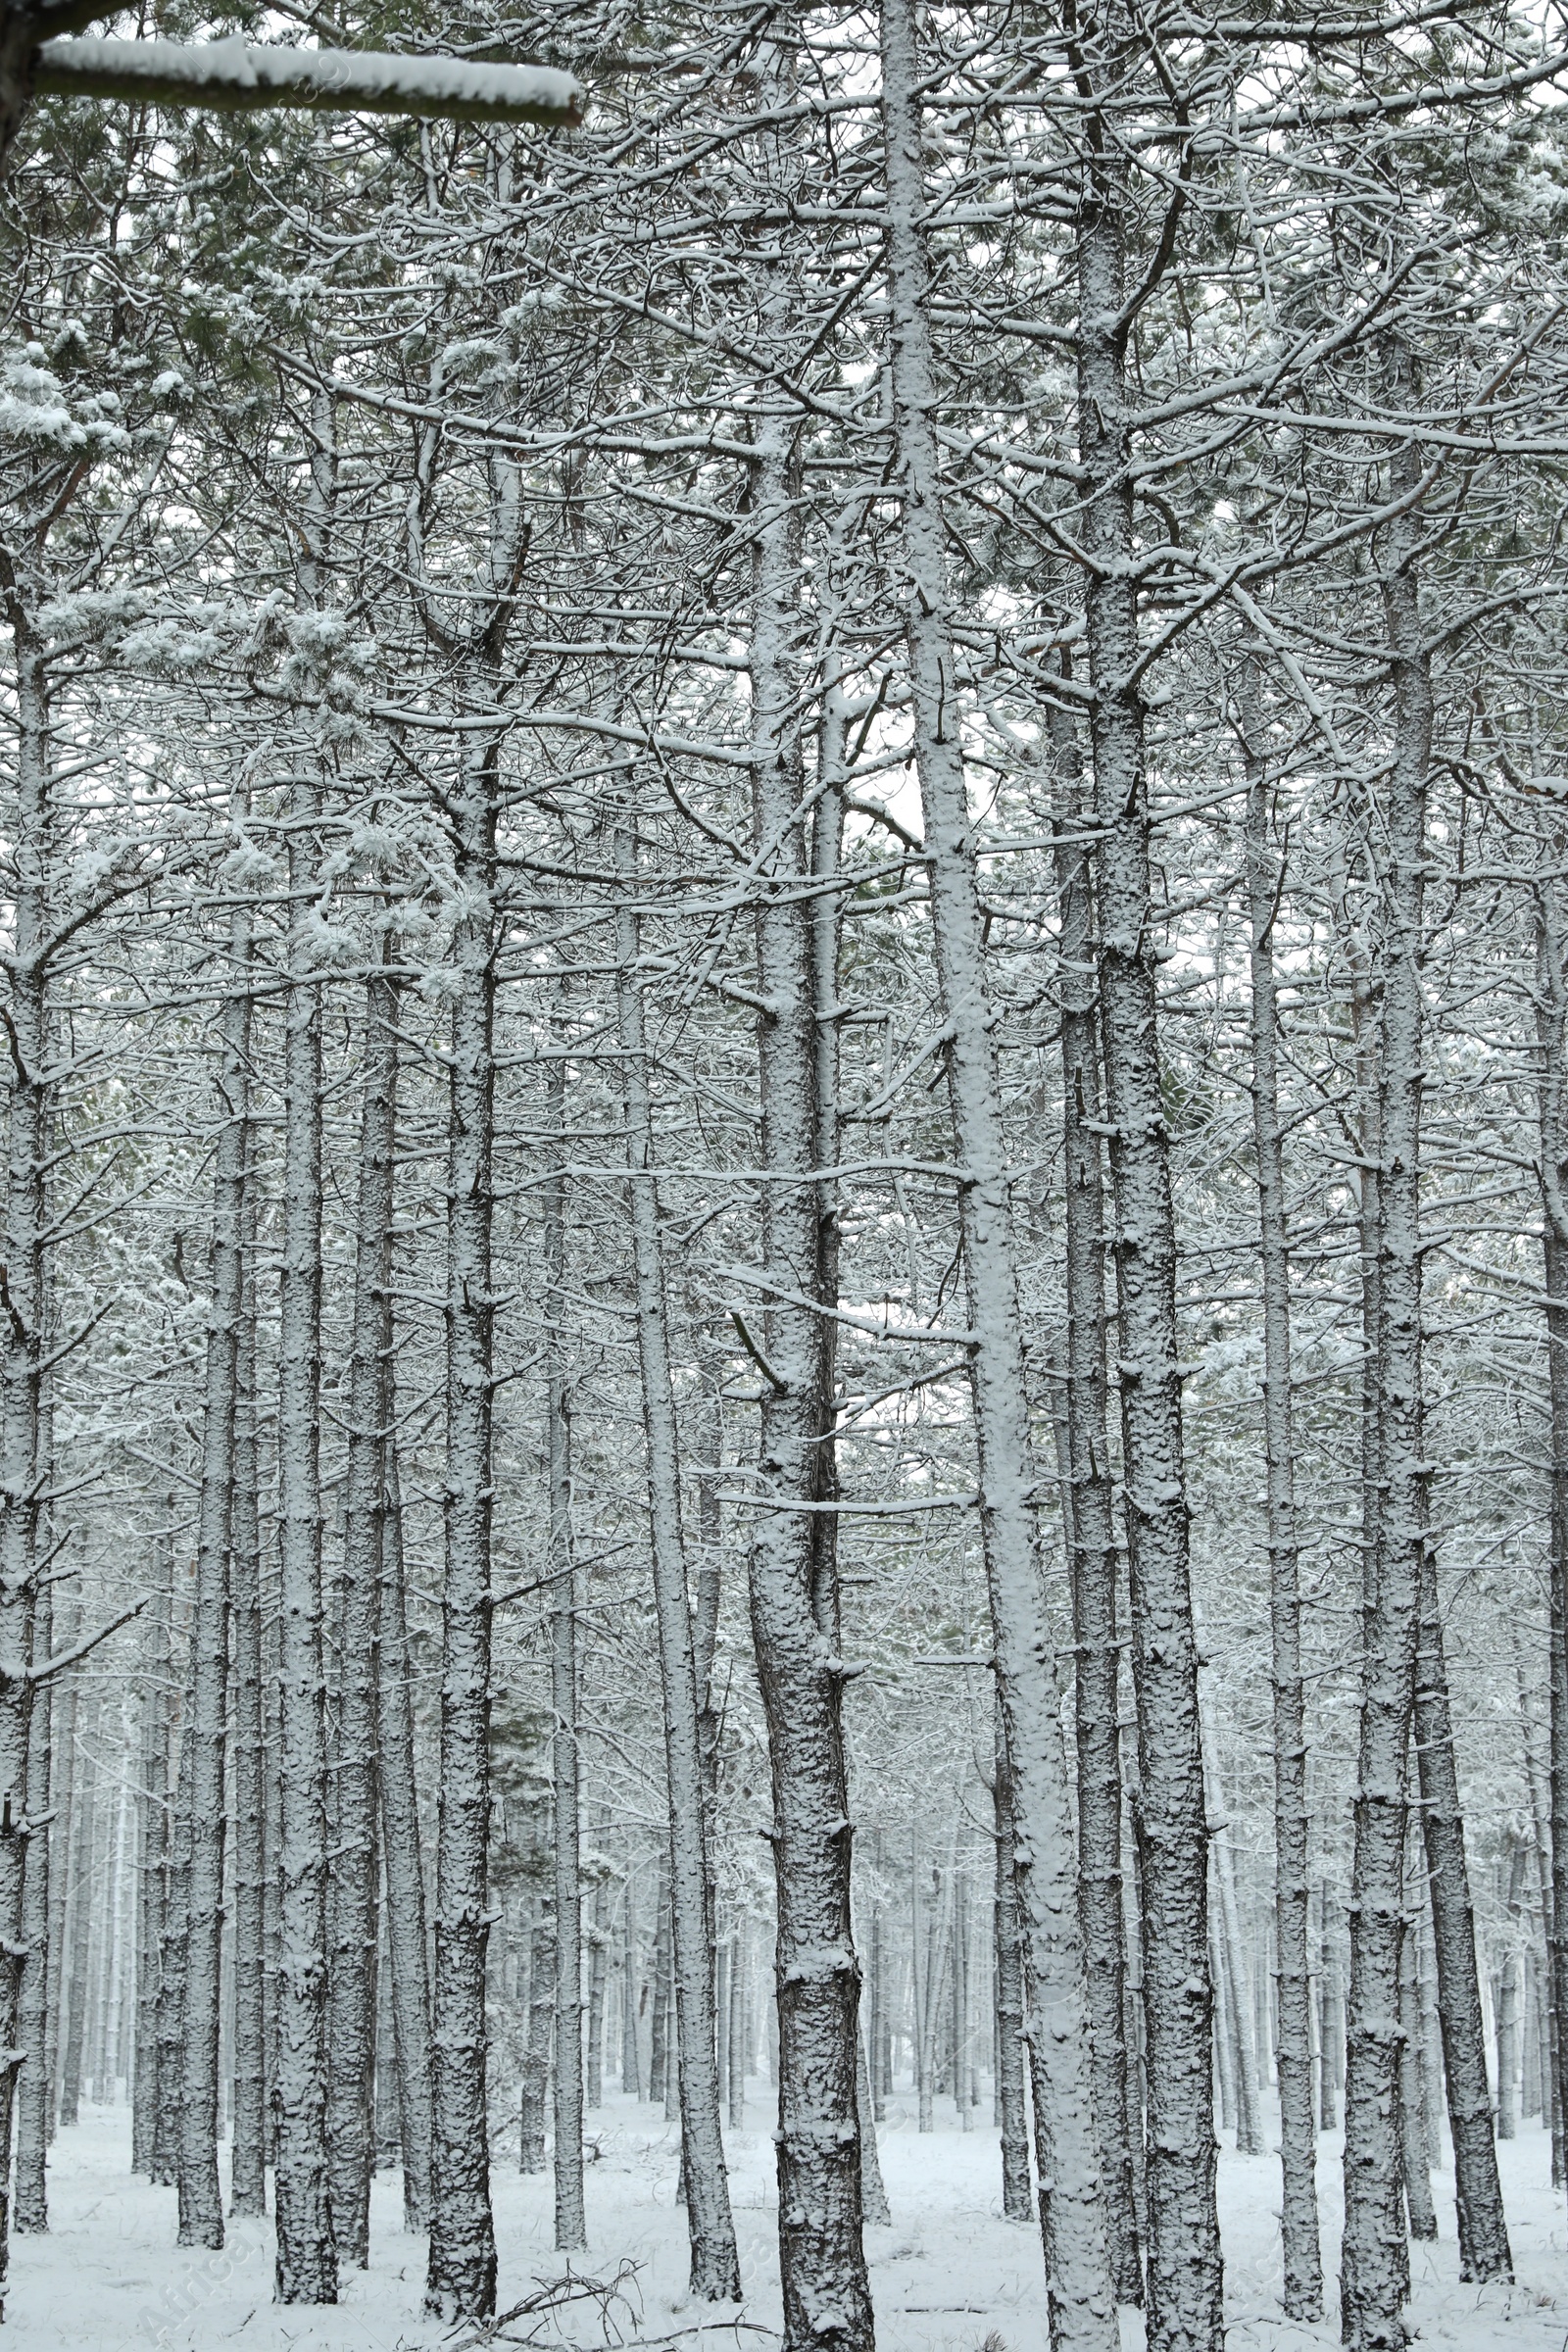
(0, 606, 52, 2308)
(1049, 693, 1143, 2304)
(178, 912, 250, 2251)
(993, 1723, 1033, 2225)
(326, 956, 398, 2268)
(1065, 11, 1222, 2327)
(1414, 1552, 1510, 2276)
(739, 391, 874, 2347)
(1340, 407, 1432, 2352)
(425, 674, 501, 2323)
(230, 1224, 267, 2221)
(613, 810, 740, 2302)
(878, 5, 1117, 2342)
(544, 1034, 585, 2254)
(1239, 691, 1321, 2316)
(378, 1442, 431, 2230)
(272, 755, 336, 2305)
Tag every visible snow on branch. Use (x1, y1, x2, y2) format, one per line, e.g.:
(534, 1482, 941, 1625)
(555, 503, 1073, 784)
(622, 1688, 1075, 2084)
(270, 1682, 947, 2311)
(33, 35, 584, 127)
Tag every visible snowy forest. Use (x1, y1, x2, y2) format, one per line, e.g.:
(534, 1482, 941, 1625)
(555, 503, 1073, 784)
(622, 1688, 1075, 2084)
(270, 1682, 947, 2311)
(3, 4, 1568, 2351)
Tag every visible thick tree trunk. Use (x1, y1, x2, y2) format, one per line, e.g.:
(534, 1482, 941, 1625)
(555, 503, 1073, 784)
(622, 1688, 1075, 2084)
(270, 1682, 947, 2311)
(613, 814, 740, 2302)
(879, 5, 1116, 2342)
(178, 914, 251, 2251)
(327, 957, 398, 2268)
(1239, 708, 1321, 2317)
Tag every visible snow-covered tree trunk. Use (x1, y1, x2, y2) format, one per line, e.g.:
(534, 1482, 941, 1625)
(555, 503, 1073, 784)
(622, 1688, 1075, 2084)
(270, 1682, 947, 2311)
(327, 955, 397, 2267)
(13, 1562, 48, 2232)
(742, 404, 874, 2348)
(178, 914, 250, 2249)
(1239, 701, 1320, 2317)
(613, 813, 740, 2303)
(1340, 419, 1430, 2352)
(425, 692, 500, 2322)
(1049, 695, 1143, 2305)
(1535, 871, 1568, 2233)
(0, 591, 51, 2308)
(1413, 1545, 1510, 2277)
(543, 1035, 585, 2254)
(130, 1571, 166, 2180)
(992, 1723, 1033, 2225)
(879, 5, 1116, 2342)
(1068, 18, 1220, 2334)
(230, 1205, 267, 2221)
(273, 760, 336, 2304)
(378, 1442, 431, 2231)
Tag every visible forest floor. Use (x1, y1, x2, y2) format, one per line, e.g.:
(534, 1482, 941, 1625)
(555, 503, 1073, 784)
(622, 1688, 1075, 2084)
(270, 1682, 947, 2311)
(12, 2093, 1568, 2352)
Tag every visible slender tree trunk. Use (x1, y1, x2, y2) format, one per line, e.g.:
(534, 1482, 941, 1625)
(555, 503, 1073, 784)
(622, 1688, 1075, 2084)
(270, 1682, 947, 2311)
(128, 1573, 163, 2180)
(178, 914, 251, 2251)
(1399, 1840, 1438, 2242)
(0, 610, 51, 2308)
(1341, 410, 1433, 2352)
(60, 1690, 101, 2136)
(272, 752, 336, 2304)
(740, 399, 873, 2347)
(1238, 695, 1322, 2316)
(613, 811, 741, 2301)
(327, 956, 398, 2268)
(879, 6, 1117, 2341)
(1536, 870, 1568, 2224)
(519, 1909, 554, 2172)
(544, 1035, 585, 2254)
(13, 1555, 49, 2232)
(1058, 11, 1222, 2328)
(1414, 1552, 1510, 2276)
(425, 658, 503, 2322)
(1049, 695, 1143, 2304)
(378, 1442, 431, 2230)
(994, 1722, 1033, 2225)
(152, 1645, 191, 2181)
(230, 1213, 267, 2220)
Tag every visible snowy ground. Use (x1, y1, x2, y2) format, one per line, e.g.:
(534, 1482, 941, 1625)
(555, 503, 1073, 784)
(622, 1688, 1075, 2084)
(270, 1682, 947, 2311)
(13, 2095, 1568, 2352)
